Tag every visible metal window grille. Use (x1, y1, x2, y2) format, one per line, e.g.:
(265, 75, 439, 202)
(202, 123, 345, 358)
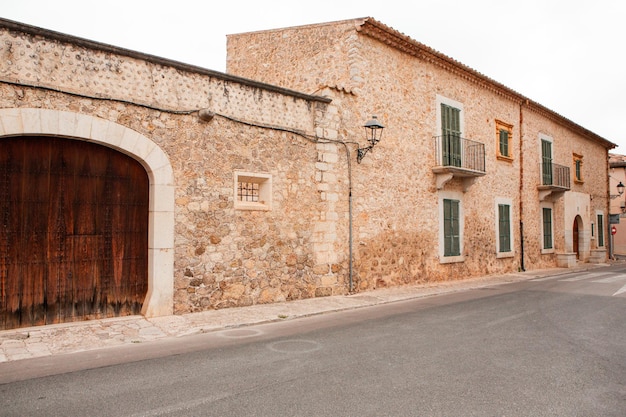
(238, 181, 259, 202)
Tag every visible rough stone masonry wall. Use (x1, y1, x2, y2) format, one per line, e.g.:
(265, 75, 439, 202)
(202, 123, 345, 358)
(227, 20, 526, 289)
(519, 107, 609, 267)
(0, 23, 346, 314)
(348, 33, 524, 286)
(227, 18, 610, 285)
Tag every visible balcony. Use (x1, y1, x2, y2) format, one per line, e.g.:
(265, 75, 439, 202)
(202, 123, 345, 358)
(432, 135, 486, 191)
(538, 162, 570, 201)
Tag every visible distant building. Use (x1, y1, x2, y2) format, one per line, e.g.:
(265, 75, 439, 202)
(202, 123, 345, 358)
(0, 17, 615, 330)
(609, 153, 626, 255)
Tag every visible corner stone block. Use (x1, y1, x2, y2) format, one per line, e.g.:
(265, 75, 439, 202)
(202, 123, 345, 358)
(39, 109, 61, 135)
(89, 117, 114, 144)
(150, 162, 175, 186)
(117, 125, 141, 153)
(20, 108, 43, 134)
(103, 121, 129, 149)
(315, 162, 329, 171)
(556, 253, 577, 268)
(57, 111, 79, 137)
(149, 210, 175, 250)
(143, 146, 172, 176)
(150, 184, 176, 212)
(0, 108, 24, 136)
(72, 113, 95, 139)
(322, 153, 339, 163)
(131, 132, 158, 160)
(143, 249, 174, 317)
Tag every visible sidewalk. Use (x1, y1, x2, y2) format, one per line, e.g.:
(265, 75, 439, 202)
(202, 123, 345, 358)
(0, 264, 607, 363)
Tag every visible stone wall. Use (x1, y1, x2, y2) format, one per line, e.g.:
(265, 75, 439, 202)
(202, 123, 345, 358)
(519, 106, 610, 267)
(0, 16, 612, 320)
(0, 20, 349, 316)
(227, 17, 611, 286)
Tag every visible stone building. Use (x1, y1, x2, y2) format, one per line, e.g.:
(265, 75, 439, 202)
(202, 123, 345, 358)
(0, 17, 614, 330)
(227, 17, 614, 273)
(609, 153, 626, 255)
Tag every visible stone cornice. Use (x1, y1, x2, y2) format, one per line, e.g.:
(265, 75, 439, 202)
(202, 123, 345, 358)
(356, 17, 614, 149)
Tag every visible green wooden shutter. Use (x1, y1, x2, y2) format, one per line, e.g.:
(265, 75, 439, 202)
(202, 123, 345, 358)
(597, 214, 604, 247)
(441, 104, 461, 167)
(543, 207, 553, 249)
(499, 129, 509, 157)
(444, 199, 460, 256)
(498, 204, 511, 252)
(541, 139, 553, 185)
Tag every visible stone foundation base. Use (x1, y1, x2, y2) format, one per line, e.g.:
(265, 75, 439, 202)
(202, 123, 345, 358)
(588, 249, 607, 263)
(556, 252, 577, 268)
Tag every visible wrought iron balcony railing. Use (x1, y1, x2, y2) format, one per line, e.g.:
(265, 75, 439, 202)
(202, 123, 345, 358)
(433, 135, 486, 174)
(540, 162, 570, 189)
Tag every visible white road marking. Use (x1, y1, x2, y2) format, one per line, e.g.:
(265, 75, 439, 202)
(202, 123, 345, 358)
(593, 274, 626, 283)
(613, 284, 626, 296)
(533, 270, 626, 296)
(561, 272, 614, 282)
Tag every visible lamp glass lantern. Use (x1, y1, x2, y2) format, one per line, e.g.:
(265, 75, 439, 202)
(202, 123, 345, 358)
(357, 115, 385, 163)
(364, 115, 384, 146)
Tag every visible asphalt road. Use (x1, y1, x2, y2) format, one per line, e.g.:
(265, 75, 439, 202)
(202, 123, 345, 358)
(1, 265, 625, 416)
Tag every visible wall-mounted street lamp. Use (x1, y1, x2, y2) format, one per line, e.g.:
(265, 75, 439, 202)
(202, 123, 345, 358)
(357, 115, 385, 163)
(610, 181, 625, 213)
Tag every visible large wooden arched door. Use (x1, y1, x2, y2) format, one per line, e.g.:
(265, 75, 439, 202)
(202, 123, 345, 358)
(573, 216, 581, 259)
(0, 137, 149, 330)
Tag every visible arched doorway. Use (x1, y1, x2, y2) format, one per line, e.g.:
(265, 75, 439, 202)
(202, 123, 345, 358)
(573, 215, 582, 259)
(0, 137, 149, 329)
(0, 108, 175, 323)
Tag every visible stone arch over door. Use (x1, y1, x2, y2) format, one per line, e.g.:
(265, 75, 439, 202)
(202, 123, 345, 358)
(0, 108, 174, 317)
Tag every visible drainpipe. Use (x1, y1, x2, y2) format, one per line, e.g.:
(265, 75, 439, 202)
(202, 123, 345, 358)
(519, 101, 526, 271)
(349, 187, 354, 292)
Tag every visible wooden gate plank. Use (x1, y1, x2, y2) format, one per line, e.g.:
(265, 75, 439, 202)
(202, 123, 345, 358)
(0, 137, 149, 330)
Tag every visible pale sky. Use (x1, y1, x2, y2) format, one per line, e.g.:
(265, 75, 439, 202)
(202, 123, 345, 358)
(3, 0, 625, 152)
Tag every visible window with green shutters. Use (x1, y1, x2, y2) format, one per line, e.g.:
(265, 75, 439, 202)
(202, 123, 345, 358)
(499, 129, 509, 158)
(597, 214, 604, 247)
(542, 207, 553, 249)
(541, 139, 553, 185)
(573, 153, 583, 183)
(498, 204, 511, 252)
(441, 104, 461, 167)
(496, 120, 513, 161)
(443, 199, 461, 256)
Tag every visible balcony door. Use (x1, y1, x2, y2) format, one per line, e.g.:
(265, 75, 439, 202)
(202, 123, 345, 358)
(541, 139, 553, 185)
(441, 104, 461, 167)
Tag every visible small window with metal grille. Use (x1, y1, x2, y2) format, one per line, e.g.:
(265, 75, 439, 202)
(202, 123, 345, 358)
(238, 181, 260, 202)
(234, 171, 272, 210)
